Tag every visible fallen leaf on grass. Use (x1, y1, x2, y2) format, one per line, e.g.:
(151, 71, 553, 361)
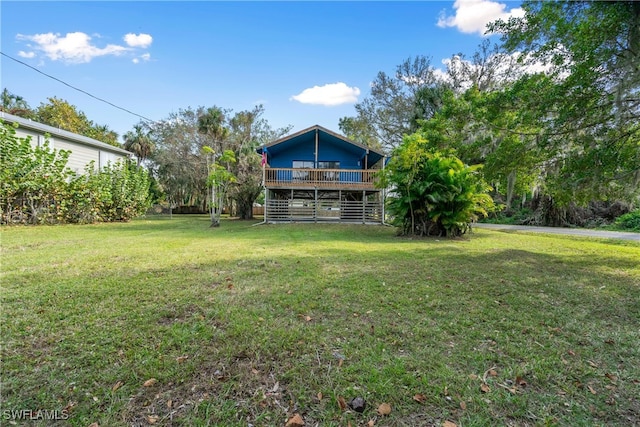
(166, 399, 172, 408)
(304, 315, 312, 322)
(605, 373, 618, 382)
(176, 355, 189, 363)
(367, 420, 375, 427)
(443, 421, 457, 427)
(147, 415, 159, 424)
(460, 401, 467, 410)
(516, 376, 527, 387)
(480, 383, 491, 393)
(413, 393, 426, 403)
(317, 392, 323, 401)
(501, 385, 518, 394)
(111, 381, 124, 392)
(337, 396, 347, 411)
(285, 413, 304, 427)
(143, 378, 157, 387)
(588, 385, 597, 395)
(377, 403, 392, 415)
(488, 369, 498, 377)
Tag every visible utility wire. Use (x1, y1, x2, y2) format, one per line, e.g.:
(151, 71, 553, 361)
(1, 51, 156, 123)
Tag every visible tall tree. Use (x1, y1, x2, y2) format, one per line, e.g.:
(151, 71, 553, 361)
(488, 1, 640, 205)
(123, 123, 154, 166)
(148, 105, 289, 221)
(147, 107, 209, 213)
(443, 39, 521, 94)
(226, 105, 291, 220)
(338, 116, 381, 149)
(341, 56, 441, 150)
(35, 97, 120, 147)
(0, 89, 35, 118)
(198, 106, 231, 226)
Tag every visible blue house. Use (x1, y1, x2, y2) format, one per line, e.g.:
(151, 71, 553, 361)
(256, 125, 387, 223)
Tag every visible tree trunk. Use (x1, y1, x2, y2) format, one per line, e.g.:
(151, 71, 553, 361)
(237, 197, 254, 220)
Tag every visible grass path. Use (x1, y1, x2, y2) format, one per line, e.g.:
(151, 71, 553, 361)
(1, 216, 639, 426)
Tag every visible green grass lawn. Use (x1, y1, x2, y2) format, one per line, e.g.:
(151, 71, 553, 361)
(1, 216, 639, 426)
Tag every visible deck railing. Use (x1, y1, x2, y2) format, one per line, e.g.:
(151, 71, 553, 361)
(265, 199, 383, 223)
(264, 168, 379, 189)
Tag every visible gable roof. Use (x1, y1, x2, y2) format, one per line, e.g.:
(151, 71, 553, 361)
(257, 124, 386, 166)
(1, 111, 132, 156)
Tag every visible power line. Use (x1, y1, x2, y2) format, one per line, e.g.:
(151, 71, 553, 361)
(0, 51, 156, 123)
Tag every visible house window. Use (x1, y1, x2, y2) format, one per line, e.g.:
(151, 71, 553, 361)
(292, 161, 314, 181)
(318, 161, 339, 169)
(318, 161, 340, 181)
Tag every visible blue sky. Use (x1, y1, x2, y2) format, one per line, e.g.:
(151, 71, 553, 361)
(1, 1, 524, 141)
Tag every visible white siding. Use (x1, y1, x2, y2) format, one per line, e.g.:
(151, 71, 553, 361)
(14, 127, 41, 148)
(99, 151, 121, 168)
(55, 139, 101, 173)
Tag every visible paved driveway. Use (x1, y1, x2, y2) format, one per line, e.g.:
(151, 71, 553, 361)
(473, 223, 640, 242)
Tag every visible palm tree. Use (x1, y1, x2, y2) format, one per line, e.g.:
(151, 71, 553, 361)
(198, 107, 231, 227)
(123, 124, 153, 166)
(0, 88, 34, 118)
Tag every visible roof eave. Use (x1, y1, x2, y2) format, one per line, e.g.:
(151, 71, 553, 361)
(260, 124, 386, 158)
(0, 111, 132, 156)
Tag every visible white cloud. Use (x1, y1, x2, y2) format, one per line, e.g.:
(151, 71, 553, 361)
(16, 32, 128, 63)
(124, 33, 152, 48)
(290, 82, 361, 106)
(132, 53, 151, 64)
(15, 31, 153, 64)
(437, 0, 524, 36)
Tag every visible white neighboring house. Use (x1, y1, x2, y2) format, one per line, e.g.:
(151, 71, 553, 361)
(1, 111, 132, 174)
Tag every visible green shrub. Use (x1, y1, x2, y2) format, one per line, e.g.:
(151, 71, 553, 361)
(1, 119, 151, 224)
(380, 132, 496, 237)
(612, 209, 640, 232)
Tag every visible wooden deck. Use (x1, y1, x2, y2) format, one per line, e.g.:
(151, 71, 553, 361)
(264, 168, 379, 190)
